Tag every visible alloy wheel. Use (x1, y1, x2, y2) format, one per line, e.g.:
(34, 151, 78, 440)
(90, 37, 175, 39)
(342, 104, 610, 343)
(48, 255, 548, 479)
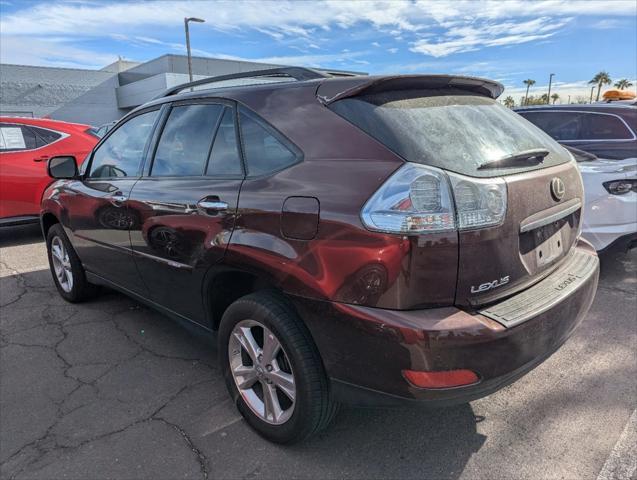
(51, 236, 73, 293)
(228, 319, 296, 425)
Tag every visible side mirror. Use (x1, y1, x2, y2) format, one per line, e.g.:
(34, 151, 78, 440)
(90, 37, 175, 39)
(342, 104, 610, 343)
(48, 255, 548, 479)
(48, 156, 78, 179)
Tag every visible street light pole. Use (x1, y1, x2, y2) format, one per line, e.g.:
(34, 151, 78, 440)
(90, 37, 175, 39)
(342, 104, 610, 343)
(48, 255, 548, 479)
(184, 17, 205, 83)
(590, 86, 595, 103)
(546, 73, 555, 104)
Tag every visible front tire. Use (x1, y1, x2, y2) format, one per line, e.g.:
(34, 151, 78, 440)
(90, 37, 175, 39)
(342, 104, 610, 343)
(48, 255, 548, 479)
(219, 291, 338, 443)
(46, 223, 98, 302)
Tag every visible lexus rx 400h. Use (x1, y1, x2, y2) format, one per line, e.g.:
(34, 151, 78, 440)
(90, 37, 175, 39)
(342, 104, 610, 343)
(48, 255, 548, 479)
(41, 70, 600, 443)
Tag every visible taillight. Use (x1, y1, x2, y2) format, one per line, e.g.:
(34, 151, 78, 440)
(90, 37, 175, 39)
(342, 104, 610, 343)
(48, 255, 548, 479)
(361, 163, 507, 234)
(448, 173, 507, 230)
(603, 179, 636, 195)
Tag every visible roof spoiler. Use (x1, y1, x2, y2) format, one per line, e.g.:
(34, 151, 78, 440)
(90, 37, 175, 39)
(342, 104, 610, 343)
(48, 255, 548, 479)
(316, 75, 504, 104)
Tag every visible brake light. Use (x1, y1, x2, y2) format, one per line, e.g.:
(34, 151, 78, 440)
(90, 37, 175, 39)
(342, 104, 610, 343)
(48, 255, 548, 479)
(361, 163, 507, 234)
(402, 369, 479, 389)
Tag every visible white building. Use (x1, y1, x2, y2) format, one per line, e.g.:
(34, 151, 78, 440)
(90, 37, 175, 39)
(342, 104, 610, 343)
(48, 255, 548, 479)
(0, 54, 363, 126)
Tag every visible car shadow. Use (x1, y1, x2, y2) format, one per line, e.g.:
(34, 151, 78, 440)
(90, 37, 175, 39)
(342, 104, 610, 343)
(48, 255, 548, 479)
(0, 224, 43, 248)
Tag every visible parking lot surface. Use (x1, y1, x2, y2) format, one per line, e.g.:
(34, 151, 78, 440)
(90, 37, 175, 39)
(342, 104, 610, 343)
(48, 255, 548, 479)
(1, 224, 635, 480)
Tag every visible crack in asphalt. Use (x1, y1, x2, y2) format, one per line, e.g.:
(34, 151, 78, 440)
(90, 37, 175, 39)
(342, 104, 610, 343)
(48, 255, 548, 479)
(1, 256, 217, 479)
(156, 418, 210, 480)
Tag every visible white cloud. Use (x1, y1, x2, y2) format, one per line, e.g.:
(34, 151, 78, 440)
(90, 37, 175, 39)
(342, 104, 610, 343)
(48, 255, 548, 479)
(0, 35, 117, 68)
(249, 50, 369, 68)
(0, 0, 635, 68)
(411, 17, 570, 57)
(591, 19, 627, 29)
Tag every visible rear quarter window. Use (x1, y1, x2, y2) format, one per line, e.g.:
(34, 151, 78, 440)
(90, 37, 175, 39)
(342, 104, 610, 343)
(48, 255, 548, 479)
(330, 90, 569, 177)
(238, 107, 301, 176)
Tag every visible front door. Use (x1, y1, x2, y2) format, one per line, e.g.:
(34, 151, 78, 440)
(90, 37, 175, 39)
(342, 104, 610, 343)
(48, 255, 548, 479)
(67, 108, 161, 293)
(127, 101, 244, 324)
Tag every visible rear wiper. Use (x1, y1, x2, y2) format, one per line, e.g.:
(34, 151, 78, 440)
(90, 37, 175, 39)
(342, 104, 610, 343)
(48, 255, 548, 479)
(478, 148, 550, 170)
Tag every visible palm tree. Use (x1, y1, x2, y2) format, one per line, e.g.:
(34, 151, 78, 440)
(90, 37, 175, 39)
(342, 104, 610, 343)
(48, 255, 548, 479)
(523, 79, 536, 105)
(503, 96, 515, 108)
(551, 93, 559, 104)
(589, 71, 611, 101)
(614, 79, 633, 90)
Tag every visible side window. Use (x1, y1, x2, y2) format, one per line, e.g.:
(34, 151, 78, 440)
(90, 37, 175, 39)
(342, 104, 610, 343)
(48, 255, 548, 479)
(152, 104, 222, 177)
(520, 111, 583, 141)
(89, 110, 159, 179)
(0, 124, 37, 151)
(238, 108, 300, 176)
(206, 108, 242, 176)
(30, 126, 63, 147)
(580, 113, 633, 140)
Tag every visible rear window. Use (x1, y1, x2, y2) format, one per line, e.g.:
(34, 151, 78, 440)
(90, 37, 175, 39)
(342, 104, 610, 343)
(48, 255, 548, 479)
(330, 90, 568, 177)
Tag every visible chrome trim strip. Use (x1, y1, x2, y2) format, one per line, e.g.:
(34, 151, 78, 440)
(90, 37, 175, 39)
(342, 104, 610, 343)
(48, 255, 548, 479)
(520, 199, 582, 233)
(74, 233, 194, 270)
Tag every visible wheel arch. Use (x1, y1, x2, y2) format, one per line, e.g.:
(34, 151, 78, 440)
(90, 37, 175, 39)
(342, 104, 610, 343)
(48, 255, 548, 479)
(203, 265, 281, 331)
(40, 211, 60, 238)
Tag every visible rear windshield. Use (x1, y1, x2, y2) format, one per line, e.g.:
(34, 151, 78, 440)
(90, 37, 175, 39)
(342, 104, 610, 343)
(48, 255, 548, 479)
(330, 90, 569, 177)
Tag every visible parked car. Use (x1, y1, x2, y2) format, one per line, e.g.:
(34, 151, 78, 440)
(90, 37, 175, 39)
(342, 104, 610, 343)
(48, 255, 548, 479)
(515, 105, 637, 251)
(565, 146, 636, 251)
(41, 69, 600, 443)
(515, 103, 636, 160)
(0, 117, 98, 226)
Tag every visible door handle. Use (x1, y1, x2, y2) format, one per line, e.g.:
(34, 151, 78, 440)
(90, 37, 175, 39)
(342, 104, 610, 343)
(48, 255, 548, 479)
(33, 155, 49, 163)
(197, 200, 228, 212)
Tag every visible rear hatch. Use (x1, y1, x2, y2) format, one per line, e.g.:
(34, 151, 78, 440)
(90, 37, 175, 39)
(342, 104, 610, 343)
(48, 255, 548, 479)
(324, 76, 583, 309)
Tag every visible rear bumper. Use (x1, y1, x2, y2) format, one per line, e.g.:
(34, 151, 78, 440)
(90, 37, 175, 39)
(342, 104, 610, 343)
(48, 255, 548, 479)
(292, 240, 599, 406)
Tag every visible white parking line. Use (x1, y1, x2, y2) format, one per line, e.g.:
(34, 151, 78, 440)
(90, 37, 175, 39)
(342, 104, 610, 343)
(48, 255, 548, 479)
(597, 409, 637, 480)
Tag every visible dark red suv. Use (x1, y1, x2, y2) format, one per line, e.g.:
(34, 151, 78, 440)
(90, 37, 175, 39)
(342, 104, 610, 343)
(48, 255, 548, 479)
(41, 68, 600, 443)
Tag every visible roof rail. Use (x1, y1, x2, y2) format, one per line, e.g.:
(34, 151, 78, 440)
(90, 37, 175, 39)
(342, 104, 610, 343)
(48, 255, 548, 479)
(156, 67, 330, 99)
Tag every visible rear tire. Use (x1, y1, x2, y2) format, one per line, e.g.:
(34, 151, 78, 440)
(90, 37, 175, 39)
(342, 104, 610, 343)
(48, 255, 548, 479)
(46, 223, 98, 302)
(219, 291, 338, 443)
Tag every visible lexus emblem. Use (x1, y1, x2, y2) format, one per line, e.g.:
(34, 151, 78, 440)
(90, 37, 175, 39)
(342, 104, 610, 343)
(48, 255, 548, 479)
(551, 177, 565, 201)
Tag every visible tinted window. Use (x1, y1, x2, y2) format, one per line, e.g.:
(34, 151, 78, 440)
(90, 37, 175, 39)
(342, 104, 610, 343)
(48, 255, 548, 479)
(581, 113, 633, 140)
(152, 104, 223, 177)
(89, 110, 159, 178)
(239, 108, 299, 176)
(520, 111, 634, 141)
(331, 91, 567, 177)
(206, 108, 242, 176)
(31, 126, 62, 147)
(519, 111, 583, 140)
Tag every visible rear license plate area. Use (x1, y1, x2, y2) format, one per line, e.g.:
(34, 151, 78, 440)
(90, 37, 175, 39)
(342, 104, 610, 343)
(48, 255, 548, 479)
(535, 228, 563, 266)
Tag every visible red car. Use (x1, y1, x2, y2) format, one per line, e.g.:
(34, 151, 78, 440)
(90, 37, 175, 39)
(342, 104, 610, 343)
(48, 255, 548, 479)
(0, 117, 98, 226)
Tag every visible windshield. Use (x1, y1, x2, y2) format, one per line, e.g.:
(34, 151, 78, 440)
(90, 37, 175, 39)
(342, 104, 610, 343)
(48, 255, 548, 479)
(330, 90, 569, 177)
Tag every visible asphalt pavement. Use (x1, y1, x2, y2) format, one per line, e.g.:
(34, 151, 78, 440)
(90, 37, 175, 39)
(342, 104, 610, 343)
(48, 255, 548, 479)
(1, 223, 635, 480)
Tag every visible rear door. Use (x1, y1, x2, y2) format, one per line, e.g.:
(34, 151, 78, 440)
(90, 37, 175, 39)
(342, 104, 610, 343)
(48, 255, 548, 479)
(128, 99, 244, 324)
(0, 123, 62, 219)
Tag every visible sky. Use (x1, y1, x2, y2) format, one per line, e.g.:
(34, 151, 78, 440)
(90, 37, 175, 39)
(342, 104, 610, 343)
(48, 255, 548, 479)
(0, 0, 635, 105)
